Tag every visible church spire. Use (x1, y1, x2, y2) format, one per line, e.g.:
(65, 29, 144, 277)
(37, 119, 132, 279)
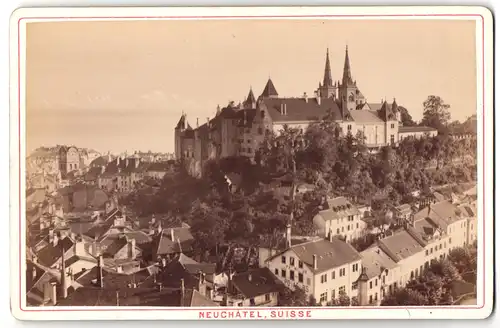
(342, 45, 353, 85)
(323, 48, 333, 87)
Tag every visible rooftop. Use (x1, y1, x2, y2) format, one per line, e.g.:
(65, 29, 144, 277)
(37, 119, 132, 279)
(378, 230, 424, 262)
(231, 267, 283, 299)
(360, 246, 398, 279)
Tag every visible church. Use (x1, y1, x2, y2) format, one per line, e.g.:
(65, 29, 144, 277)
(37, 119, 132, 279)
(174, 46, 437, 177)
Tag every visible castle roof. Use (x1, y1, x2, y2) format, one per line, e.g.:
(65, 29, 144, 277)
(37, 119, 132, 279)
(261, 78, 279, 97)
(261, 97, 342, 123)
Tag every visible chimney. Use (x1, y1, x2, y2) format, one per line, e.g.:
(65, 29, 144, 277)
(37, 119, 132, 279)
(303, 92, 308, 102)
(60, 244, 68, 299)
(312, 254, 318, 270)
(116, 157, 119, 165)
(32, 266, 37, 281)
(97, 255, 104, 288)
(50, 282, 58, 306)
(52, 233, 59, 247)
(129, 238, 136, 259)
(286, 223, 292, 248)
(198, 271, 206, 296)
(170, 228, 175, 241)
(161, 257, 167, 268)
(315, 91, 321, 105)
(283, 103, 287, 115)
(329, 230, 333, 242)
(180, 278, 185, 306)
(177, 238, 183, 253)
(196, 118, 199, 128)
(116, 265, 123, 273)
(280, 103, 284, 115)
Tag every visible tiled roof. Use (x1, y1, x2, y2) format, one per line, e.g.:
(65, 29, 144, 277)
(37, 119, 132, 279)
(36, 237, 75, 267)
(155, 227, 194, 256)
(360, 246, 398, 280)
(413, 201, 463, 229)
(317, 197, 361, 221)
(102, 238, 128, 257)
(399, 126, 438, 133)
(349, 110, 384, 123)
(284, 238, 362, 273)
(84, 223, 113, 240)
(26, 262, 60, 306)
(158, 260, 200, 289)
(56, 286, 216, 307)
(231, 268, 283, 299)
(262, 97, 342, 123)
(377, 230, 424, 262)
(89, 156, 109, 168)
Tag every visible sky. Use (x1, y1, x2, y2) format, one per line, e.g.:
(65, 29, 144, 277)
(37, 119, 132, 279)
(26, 19, 477, 154)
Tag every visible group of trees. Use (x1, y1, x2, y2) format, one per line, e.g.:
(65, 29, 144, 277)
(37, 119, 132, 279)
(381, 244, 478, 306)
(123, 95, 476, 257)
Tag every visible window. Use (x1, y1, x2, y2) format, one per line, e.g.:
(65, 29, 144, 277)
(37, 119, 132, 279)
(439, 244, 443, 250)
(342, 227, 345, 232)
(347, 225, 351, 231)
(375, 293, 378, 301)
(299, 261, 303, 269)
(340, 268, 346, 277)
(352, 282, 358, 290)
(265, 294, 270, 302)
(369, 281, 373, 289)
(434, 246, 438, 251)
(425, 250, 429, 256)
(444, 242, 447, 248)
(290, 270, 295, 281)
(320, 292, 328, 303)
(238, 302, 243, 307)
(290, 257, 295, 266)
(430, 248, 433, 254)
(298, 273, 303, 283)
(391, 124, 395, 129)
(247, 139, 251, 144)
(356, 223, 359, 228)
(347, 125, 352, 131)
(339, 286, 346, 294)
(321, 274, 327, 283)
(390, 135, 395, 145)
(331, 270, 336, 279)
(337, 228, 340, 234)
(449, 238, 452, 244)
(281, 270, 286, 278)
(274, 268, 278, 275)
(307, 278, 311, 285)
(352, 263, 359, 272)
(369, 295, 373, 304)
(331, 289, 336, 299)
(281, 256, 286, 264)
(375, 279, 378, 287)
(250, 298, 255, 306)
(382, 275, 386, 284)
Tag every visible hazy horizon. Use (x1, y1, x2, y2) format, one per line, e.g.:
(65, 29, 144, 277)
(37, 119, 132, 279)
(26, 19, 477, 155)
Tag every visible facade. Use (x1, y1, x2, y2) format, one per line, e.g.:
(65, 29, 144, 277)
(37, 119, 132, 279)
(313, 197, 366, 242)
(174, 46, 438, 176)
(58, 146, 81, 176)
(265, 235, 362, 305)
(399, 126, 439, 141)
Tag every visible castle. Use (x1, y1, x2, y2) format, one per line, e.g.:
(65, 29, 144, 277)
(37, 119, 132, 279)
(175, 47, 437, 177)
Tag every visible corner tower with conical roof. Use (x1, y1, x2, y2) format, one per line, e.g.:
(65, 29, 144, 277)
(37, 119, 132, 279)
(317, 48, 338, 99)
(260, 78, 279, 98)
(338, 45, 365, 111)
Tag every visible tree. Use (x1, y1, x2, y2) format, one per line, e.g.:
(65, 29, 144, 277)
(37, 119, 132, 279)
(278, 286, 309, 306)
(381, 288, 428, 306)
(398, 106, 417, 126)
(330, 290, 352, 306)
(421, 95, 451, 132)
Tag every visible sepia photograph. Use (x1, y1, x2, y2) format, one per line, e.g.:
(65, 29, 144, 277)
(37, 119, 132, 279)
(11, 6, 493, 321)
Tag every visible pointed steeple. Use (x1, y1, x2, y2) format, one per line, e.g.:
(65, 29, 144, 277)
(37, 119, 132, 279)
(175, 113, 186, 130)
(391, 98, 399, 112)
(323, 48, 333, 87)
(342, 45, 353, 85)
(245, 87, 256, 105)
(261, 78, 279, 98)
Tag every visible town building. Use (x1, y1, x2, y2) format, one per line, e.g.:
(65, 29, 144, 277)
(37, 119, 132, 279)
(225, 268, 282, 307)
(312, 196, 366, 242)
(264, 231, 362, 305)
(174, 46, 438, 177)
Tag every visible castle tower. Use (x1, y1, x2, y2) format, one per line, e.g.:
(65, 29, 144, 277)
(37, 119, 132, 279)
(317, 48, 337, 99)
(338, 45, 363, 112)
(244, 87, 257, 108)
(261, 78, 279, 98)
(174, 113, 187, 160)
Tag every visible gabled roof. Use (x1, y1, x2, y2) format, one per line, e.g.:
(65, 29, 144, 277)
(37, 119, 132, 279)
(261, 78, 279, 97)
(102, 238, 128, 258)
(155, 227, 195, 256)
(349, 110, 384, 124)
(270, 237, 361, 273)
(377, 230, 424, 262)
(36, 237, 75, 267)
(317, 197, 361, 221)
(231, 268, 283, 299)
(262, 97, 342, 123)
(360, 246, 398, 279)
(26, 260, 60, 306)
